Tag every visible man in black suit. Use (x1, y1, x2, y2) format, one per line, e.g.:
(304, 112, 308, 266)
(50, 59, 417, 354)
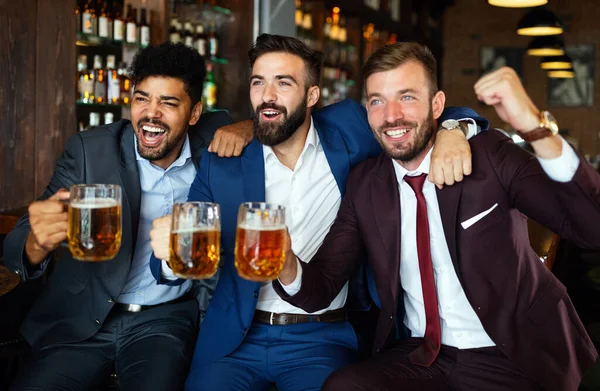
(5, 42, 249, 390)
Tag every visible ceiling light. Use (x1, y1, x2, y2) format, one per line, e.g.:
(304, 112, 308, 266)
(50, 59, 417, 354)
(540, 54, 572, 70)
(488, 0, 547, 7)
(527, 36, 565, 56)
(517, 8, 563, 36)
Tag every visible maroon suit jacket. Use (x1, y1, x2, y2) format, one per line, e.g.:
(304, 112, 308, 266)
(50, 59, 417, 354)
(273, 130, 600, 391)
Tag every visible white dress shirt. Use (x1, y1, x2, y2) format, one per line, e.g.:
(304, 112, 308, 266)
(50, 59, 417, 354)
(258, 117, 348, 314)
(392, 136, 579, 349)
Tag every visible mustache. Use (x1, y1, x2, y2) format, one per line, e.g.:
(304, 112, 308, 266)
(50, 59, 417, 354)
(137, 118, 170, 131)
(379, 120, 418, 132)
(255, 102, 287, 116)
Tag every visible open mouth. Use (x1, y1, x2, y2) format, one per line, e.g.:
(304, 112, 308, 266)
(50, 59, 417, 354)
(260, 109, 283, 122)
(139, 124, 167, 147)
(383, 128, 412, 140)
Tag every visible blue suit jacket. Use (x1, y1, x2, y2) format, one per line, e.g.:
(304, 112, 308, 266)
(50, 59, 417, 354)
(150, 99, 489, 366)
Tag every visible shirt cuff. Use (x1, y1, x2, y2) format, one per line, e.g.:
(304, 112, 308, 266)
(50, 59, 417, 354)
(161, 259, 178, 281)
(457, 118, 478, 140)
(537, 137, 580, 183)
(278, 258, 303, 296)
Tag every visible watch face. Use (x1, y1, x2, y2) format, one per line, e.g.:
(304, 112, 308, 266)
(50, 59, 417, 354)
(543, 111, 559, 133)
(442, 119, 460, 130)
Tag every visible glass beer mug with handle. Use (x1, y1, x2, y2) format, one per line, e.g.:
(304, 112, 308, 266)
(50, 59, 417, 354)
(234, 202, 286, 282)
(68, 184, 122, 262)
(169, 202, 221, 279)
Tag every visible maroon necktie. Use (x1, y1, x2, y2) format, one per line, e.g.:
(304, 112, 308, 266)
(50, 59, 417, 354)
(404, 174, 441, 367)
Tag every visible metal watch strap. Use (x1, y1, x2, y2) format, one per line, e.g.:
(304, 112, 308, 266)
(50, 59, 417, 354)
(516, 127, 554, 143)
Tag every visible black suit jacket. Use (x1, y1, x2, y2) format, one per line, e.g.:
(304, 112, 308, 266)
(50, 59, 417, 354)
(4, 111, 232, 350)
(274, 130, 600, 391)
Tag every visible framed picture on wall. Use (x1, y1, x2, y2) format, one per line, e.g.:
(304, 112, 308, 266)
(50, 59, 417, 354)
(547, 44, 595, 107)
(480, 47, 525, 78)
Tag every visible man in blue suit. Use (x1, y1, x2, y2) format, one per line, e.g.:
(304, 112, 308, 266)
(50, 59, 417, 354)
(149, 34, 488, 391)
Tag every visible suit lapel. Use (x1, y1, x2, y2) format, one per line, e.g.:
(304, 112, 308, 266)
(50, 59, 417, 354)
(118, 126, 142, 257)
(241, 138, 266, 202)
(436, 182, 463, 281)
(314, 118, 350, 195)
(370, 156, 402, 305)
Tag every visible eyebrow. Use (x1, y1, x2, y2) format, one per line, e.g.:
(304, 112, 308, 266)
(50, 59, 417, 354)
(367, 88, 418, 100)
(133, 90, 180, 101)
(249, 74, 298, 84)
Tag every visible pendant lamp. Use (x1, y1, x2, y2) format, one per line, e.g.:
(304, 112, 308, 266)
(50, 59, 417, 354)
(517, 8, 563, 36)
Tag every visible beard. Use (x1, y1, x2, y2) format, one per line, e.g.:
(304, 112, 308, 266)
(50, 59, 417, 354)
(135, 118, 185, 161)
(378, 106, 435, 163)
(252, 95, 308, 146)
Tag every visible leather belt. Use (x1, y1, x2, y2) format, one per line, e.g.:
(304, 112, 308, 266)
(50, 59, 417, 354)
(253, 308, 346, 325)
(114, 294, 191, 313)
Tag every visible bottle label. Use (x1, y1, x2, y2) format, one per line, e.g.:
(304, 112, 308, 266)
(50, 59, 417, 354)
(94, 81, 107, 103)
(98, 17, 109, 38)
(170, 33, 181, 44)
(79, 79, 94, 101)
(196, 38, 206, 56)
(126, 22, 137, 43)
(109, 79, 120, 104)
(185, 36, 194, 47)
(209, 38, 218, 56)
(82, 13, 93, 34)
(140, 26, 150, 47)
(114, 20, 124, 41)
(204, 82, 217, 107)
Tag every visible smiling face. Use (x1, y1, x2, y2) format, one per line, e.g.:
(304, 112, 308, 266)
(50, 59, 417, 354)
(365, 60, 445, 168)
(130, 76, 201, 168)
(249, 52, 318, 146)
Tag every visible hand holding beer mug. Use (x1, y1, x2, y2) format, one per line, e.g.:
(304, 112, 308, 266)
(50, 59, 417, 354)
(68, 184, 122, 262)
(169, 202, 221, 279)
(234, 203, 286, 282)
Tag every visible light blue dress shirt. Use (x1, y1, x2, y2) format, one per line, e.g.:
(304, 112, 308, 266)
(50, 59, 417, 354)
(116, 134, 195, 305)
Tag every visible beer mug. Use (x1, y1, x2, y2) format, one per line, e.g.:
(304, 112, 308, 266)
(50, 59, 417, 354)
(169, 202, 221, 279)
(68, 184, 122, 262)
(234, 202, 286, 282)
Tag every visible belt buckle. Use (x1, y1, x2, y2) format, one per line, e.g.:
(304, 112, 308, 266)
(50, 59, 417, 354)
(269, 312, 275, 325)
(126, 304, 143, 313)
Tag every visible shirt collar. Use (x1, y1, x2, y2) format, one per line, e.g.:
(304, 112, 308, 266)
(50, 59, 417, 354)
(263, 116, 318, 161)
(134, 133, 192, 169)
(392, 147, 433, 184)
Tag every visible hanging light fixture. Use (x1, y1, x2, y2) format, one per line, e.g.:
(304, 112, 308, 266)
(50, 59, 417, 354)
(548, 69, 575, 78)
(540, 54, 572, 70)
(517, 8, 563, 36)
(527, 36, 565, 56)
(488, 0, 547, 7)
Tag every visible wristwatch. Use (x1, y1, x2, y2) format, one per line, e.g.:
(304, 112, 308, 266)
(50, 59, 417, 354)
(516, 111, 559, 142)
(439, 119, 468, 135)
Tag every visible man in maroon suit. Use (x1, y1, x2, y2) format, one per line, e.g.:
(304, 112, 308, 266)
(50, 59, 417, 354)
(272, 42, 600, 391)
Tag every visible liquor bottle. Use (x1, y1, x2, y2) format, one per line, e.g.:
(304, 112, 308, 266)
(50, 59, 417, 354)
(118, 62, 132, 106)
(295, 2, 304, 43)
(93, 55, 107, 104)
(301, 12, 312, 48)
(87, 112, 101, 130)
(125, 5, 137, 44)
(75, 0, 82, 33)
(81, 0, 97, 35)
(183, 21, 195, 47)
(169, 15, 181, 43)
(203, 63, 217, 111)
(104, 112, 114, 125)
(98, 1, 111, 39)
(208, 22, 218, 57)
(139, 8, 151, 47)
(194, 24, 207, 57)
(106, 55, 120, 105)
(112, 2, 124, 42)
(77, 55, 94, 103)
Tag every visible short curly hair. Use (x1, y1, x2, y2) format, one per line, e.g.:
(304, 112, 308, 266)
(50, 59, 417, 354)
(129, 42, 206, 105)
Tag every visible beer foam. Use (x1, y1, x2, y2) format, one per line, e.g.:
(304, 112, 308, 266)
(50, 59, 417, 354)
(70, 198, 119, 209)
(237, 223, 286, 231)
(172, 227, 218, 234)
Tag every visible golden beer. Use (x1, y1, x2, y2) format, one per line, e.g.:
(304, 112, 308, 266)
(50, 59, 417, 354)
(169, 228, 220, 279)
(67, 199, 122, 262)
(234, 224, 286, 282)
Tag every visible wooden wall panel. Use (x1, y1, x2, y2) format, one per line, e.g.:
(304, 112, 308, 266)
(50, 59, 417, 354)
(0, 0, 38, 211)
(34, 0, 77, 198)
